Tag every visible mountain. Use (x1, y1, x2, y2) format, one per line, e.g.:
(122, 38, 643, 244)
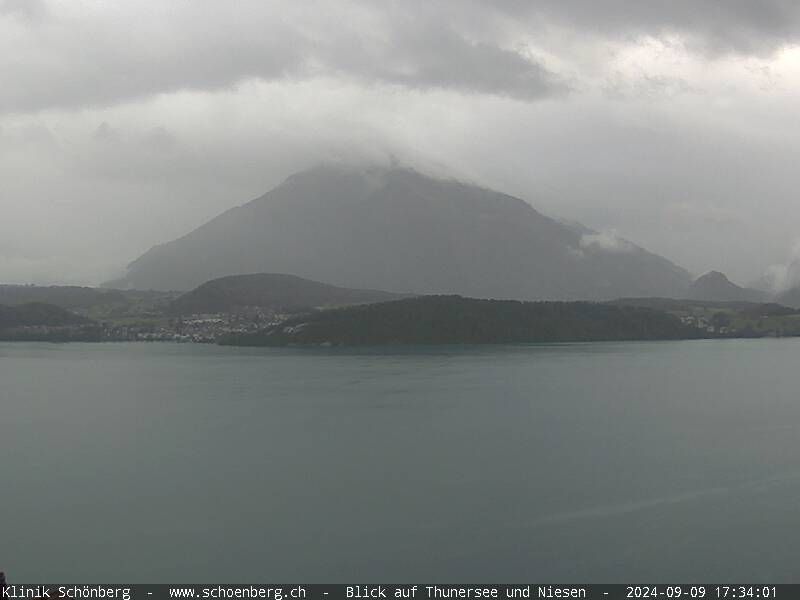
(220, 295, 700, 347)
(687, 271, 766, 303)
(168, 273, 409, 315)
(111, 164, 692, 300)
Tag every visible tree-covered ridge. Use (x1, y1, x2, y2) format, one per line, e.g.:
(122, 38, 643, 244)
(221, 295, 701, 347)
(169, 272, 409, 315)
(0, 284, 126, 309)
(0, 302, 90, 329)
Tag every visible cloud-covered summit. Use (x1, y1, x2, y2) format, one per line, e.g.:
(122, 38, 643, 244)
(2, 1, 800, 285)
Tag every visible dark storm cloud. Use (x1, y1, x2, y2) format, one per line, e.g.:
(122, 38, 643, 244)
(323, 21, 565, 100)
(0, 12, 304, 113)
(0, 0, 564, 115)
(5, 1, 799, 116)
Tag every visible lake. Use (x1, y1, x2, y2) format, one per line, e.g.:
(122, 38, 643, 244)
(2, 339, 799, 582)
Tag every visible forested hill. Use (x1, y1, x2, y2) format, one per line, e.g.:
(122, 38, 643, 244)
(220, 295, 701, 347)
(0, 302, 89, 329)
(169, 272, 408, 315)
(0, 284, 125, 309)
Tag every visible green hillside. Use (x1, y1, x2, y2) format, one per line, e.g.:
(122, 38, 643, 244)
(221, 295, 700, 347)
(0, 302, 89, 329)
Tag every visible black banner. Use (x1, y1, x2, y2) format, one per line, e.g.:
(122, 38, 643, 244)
(0, 584, 792, 600)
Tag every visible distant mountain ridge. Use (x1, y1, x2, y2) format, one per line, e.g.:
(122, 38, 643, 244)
(687, 271, 766, 303)
(110, 164, 692, 300)
(169, 273, 409, 315)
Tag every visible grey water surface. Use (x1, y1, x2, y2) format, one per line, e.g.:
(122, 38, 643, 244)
(2, 339, 799, 582)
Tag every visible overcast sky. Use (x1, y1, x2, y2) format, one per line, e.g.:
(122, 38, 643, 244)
(2, 0, 800, 287)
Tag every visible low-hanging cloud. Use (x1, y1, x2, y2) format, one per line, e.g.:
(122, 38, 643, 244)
(761, 240, 800, 293)
(2, 1, 800, 285)
(579, 231, 635, 254)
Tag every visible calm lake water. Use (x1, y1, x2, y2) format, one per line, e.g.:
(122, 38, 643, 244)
(2, 339, 799, 582)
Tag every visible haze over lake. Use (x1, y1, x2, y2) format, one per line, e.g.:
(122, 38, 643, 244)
(3, 339, 799, 582)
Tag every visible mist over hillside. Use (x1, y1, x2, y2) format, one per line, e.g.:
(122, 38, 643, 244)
(110, 165, 691, 300)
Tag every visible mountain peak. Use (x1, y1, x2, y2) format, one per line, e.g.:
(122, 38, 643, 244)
(109, 164, 691, 299)
(689, 271, 765, 303)
(696, 271, 732, 284)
